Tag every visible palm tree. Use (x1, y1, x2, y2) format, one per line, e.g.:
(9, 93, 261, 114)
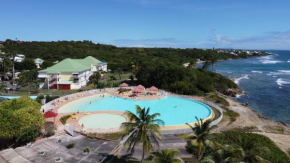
(201, 144, 244, 163)
(120, 105, 164, 163)
(239, 137, 271, 163)
(186, 117, 213, 160)
(145, 149, 184, 163)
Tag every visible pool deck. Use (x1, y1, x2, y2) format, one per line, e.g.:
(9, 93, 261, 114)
(47, 89, 213, 133)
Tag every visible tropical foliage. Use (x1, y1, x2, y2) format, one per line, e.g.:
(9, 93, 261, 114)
(87, 72, 101, 88)
(187, 131, 290, 163)
(145, 149, 184, 163)
(120, 105, 164, 163)
(0, 96, 45, 149)
(185, 117, 214, 160)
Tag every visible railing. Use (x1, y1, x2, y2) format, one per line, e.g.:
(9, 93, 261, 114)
(64, 124, 75, 136)
(42, 87, 223, 135)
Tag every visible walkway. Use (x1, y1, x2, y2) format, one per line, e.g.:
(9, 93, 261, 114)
(0, 134, 117, 163)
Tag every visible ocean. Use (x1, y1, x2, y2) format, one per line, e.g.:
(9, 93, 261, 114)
(212, 50, 290, 124)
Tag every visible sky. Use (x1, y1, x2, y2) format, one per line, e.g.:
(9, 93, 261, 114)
(1, 0, 290, 50)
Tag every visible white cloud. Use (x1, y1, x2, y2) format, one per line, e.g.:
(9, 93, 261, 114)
(210, 30, 290, 49)
(106, 30, 290, 50)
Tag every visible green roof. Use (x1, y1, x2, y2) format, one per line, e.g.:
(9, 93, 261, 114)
(39, 56, 104, 73)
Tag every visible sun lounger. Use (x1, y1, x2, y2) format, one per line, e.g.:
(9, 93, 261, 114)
(84, 111, 90, 115)
(71, 115, 77, 119)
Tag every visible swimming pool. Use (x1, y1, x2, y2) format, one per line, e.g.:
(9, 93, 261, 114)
(58, 94, 212, 127)
(0, 96, 38, 100)
(78, 113, 127, 129)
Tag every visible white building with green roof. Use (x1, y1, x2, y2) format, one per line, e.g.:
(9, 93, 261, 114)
(38, 56, 107, 90)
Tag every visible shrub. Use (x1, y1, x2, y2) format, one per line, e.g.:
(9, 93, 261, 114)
(110, 76, 117, 81)
(16, 127, 40, 143)
(45, 95, 59, 103)
(210, 131, 290, 163)
(87, 133, 96, 139)
(84, 146, 91, 153)
(44, 121, 56, 137)
(36, 95, 45, 104)
(66, 143, 75, 149)
(60, 115, 71, 124)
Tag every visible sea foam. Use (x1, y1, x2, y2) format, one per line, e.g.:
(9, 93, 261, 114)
(251, 71, 263, 74)
(276, 78, 290, 88)
(234, 75, 249, 84)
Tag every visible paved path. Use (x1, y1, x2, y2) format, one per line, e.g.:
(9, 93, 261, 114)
(119, 134, 192, 159)
(0, 134, 117, 163)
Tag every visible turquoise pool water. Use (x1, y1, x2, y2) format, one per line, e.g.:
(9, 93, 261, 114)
(78, 114, 127, 129)
(0, 96, 38, 100)
(58, 94, 212, 126)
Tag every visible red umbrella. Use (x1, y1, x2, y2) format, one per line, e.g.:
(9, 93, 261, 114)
(132, 87, 144, 93)
(120, 83, 129, 87)
(149, 86, 158, 91)
(137, 84, 145, 90)
(44, 111, 58, 123)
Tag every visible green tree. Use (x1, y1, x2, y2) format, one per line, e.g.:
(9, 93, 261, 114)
(116, 68, 122, 80)
(201, 144, 244, 163)
(41, 60, 54, 69)
(0, 96, 45, 149)
(201, 61, 211, 70)
(16, 70, 38, 87)
(120, 106, 164, 163)
(239, 138, 271, 163)
(15, 58, 37, 70)
(145, 149, 183, 163)
(0, 81, 7, 95)
(186, 117, 213, 160)
(88, 72, 101, 88)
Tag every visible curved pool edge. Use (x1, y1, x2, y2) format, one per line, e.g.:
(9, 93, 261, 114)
(78, 112, 128, 129)
(41, 87, 222, 134)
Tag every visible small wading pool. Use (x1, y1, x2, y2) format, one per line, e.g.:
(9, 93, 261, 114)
(78, 113, 127, 129)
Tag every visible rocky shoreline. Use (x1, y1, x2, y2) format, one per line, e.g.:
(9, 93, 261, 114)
(213, 94, 290, 155)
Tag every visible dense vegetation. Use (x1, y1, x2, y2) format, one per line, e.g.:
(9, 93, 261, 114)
(1, 40, 266, 71)
(135, 60, 238, 95)
(186, 131, 290, 163)
(0, 96, 45, 149)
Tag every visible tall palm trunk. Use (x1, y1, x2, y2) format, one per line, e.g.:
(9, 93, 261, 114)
(197, 141, 202, 160)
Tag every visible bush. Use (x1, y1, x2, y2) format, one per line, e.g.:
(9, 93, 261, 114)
(60, 115, 71, 124)
(16, 127, 40, 143)
(210, 131, 290, 163)
(87, 133, 96, 139)
(44, 121, 56, 137)
(109, 76, 117, 81)
(66, 143, 75, 149)
(84, 146, 91, 153)
(45, 95, 59, 103)
(36, 95, 45, 104)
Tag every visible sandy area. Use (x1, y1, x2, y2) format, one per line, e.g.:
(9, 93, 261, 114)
(212, 97, 290, 154)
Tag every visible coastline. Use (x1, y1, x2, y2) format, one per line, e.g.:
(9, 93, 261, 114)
(213, 95, 290, 154)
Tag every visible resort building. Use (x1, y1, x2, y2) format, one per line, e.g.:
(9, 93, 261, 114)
(34, 58, 44, 68)
(38, 56, 107, 90)
(11, 54, 25, 62)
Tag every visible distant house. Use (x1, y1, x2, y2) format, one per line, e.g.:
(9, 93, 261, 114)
(11, 54, 25, 62)
(34, 58, 44, 68)
(38, 56, 107, 90)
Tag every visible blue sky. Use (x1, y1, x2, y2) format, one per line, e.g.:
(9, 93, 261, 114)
(1, 0, 290, 49)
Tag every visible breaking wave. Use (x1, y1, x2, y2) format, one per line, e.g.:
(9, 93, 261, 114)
(234, 75, 249, 84)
